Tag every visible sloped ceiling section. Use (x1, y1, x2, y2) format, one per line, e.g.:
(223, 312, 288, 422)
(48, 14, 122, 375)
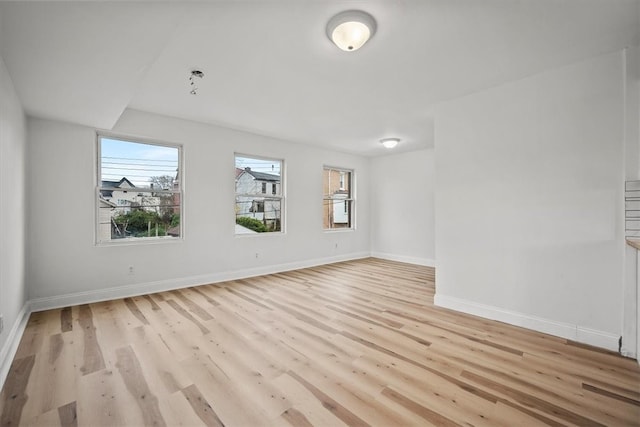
(0, 2, 184, 129)
(0, 1, 638, 155)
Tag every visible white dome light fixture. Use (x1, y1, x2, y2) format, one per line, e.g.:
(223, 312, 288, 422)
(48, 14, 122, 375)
(380, 138, 400, 149)
(326, 10, 376, 52)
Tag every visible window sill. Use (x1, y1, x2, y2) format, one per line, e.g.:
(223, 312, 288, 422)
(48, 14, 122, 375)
(235, 231, 286, 238)
(96, 236, 183, 247)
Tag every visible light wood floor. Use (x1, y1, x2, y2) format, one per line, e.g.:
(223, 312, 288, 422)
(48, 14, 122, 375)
(1, 258, 639, 426)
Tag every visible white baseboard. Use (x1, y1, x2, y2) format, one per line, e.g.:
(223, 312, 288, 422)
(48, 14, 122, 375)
(370, 251, 436, 267)
(621, 347, 637, 359)
(0, 302, 31, 391)
(434, 294, 620, 352)
(30, 252, 371, 312)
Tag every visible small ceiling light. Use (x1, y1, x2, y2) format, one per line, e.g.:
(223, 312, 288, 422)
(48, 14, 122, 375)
(326, 10, 376, 52)
(189, 69, 204, 95)
(380, 138, 400, 149)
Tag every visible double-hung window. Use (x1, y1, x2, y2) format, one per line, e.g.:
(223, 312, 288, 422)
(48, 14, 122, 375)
(323, 166, 354, 229)
(97, 135, 182, 243)
(235, 154, 283, 234)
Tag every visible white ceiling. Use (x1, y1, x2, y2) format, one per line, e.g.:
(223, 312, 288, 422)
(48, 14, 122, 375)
(1, 1, 638, 156)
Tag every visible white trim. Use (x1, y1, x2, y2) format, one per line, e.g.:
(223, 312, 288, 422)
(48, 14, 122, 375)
(30, 252, 370, 312)
(323, 165, 355, 231)
(371, 251, 436, 267)
(0, 303, 31, 391)
(95, 133, 184, 245)
(434, 294, 621, 352)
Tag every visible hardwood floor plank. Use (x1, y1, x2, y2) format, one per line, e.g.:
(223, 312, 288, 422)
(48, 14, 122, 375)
(170, 290, 214, 321)
(190, 286, 221, 307)
(57, 401, 77, 427)
(577, 375, 640, 401)
(270, 374, 353, 427)
(12, 315, 45, 360)
(461, 369, 605, 426)
(181, 384, 225, 427)
(166, 299, 210, 335)
(582, 382, 640, 406)
(123, 298, 149, 326)
(141, 294, 162, 311)
(75, 369, 133, 426)
(21, 331, 77, 416)
(115, 345, 166, 427)
(287, 371, 370, 427)
(2, 258, 639, 426)
(128, 326, 193, 395)
(381, 386, 459, 427)
(351, 352, 502, 426)
(281, 407, 314, 427)
(0, 355, 35, 426)
(179, 355, 267, 426)
(225, 287, 274, 311)
(19, 407, 61, 427)
(77, 305, 105, 375)
(266, 300, 340, 334)
(48, 334, 64, 365)
(60, 308, 73, 333)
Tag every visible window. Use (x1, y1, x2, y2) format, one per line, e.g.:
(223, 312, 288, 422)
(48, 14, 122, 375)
(323, 167, 353, 229)
(97, 135, 182, 243)
(235, 154, 283, 234)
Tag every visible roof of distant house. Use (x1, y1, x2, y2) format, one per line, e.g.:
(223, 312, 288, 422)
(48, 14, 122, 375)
(241, 167, 280, 182)
(101, 177, 135, 188)
(101, 177, 135, 198)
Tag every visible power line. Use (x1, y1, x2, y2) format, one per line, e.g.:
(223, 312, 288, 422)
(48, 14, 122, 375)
(102, 156, 177, 163)
(102, 163, 177, 169)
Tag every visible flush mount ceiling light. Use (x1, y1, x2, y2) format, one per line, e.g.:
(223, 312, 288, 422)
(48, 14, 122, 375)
(380, 138, 400, 149)
(326, 10, 376, 52)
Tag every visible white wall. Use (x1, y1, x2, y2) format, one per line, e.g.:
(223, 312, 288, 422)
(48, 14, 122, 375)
(637, 41, 640, 365)
(434, 51, 626, 351)
(26, 109, 371, 306)
(0, 53, 27, 381)
(623, 46, 640, 358)
(370, 148, 435, 266)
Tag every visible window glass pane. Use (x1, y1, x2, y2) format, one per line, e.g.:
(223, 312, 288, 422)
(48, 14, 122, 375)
(98, 136, 181, 242)
(235, 155, 283, 233)
(323, 167, 353, 229)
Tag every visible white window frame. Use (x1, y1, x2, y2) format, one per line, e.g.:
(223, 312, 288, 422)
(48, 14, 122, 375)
(323, 166, 355, 231)
(96, 133, 183, 245)
(235, 153, 285, 235)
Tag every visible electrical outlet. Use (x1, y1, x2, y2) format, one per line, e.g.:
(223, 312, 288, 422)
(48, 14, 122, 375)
(255, 252, 259, 259)
(0, 314, 4, 334)
(128, 266, 135, 275)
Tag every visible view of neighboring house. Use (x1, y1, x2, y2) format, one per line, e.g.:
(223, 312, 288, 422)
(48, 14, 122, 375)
(99, 177, 162, 238)
(166, 169, 181, 237)
(323, 168, 351, 229)
(97, 196, 118, 241)
(171, 169, 180, 215)
(235, 167, 281, 230)
(100, 177, 160, 214)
